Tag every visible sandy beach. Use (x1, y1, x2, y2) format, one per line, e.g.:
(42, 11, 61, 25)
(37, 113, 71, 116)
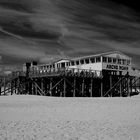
(0, 95, 140, 140)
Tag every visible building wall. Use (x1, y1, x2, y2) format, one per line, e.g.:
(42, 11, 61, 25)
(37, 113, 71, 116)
(68, 63, 102, 71)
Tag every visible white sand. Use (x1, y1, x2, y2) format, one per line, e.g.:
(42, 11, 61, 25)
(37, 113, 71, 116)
(0, 95, 140, 140)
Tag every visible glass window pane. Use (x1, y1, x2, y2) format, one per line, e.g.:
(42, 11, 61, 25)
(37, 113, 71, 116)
(122, 59, 126, 65)
(108, 57, 112, 63)
(103, 57, 107, 62)
(113, 58, 116, 64)
(71, 61, 75, 66)
(118, 59, 121, 64)
(90, 58, 95, 63)
(85, 59, 89, 64)
(127, 60, 130, 65)
(96, 57, 101, 62)
(76, 61, 79, 65)
(80, 59, 84, 64)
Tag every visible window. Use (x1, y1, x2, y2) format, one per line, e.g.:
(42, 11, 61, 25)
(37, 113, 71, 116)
(122, 59, 126, 65)
(127, 60, 131, 65)
(108, 57, 112, 63)
(61, 63, 65, 68)
(90, 57, 95, 63)
(71, 61, 75, 66)
(80, 59, 84, 64)
(118, 59, 121, 64)
(96, 57, 101, 62)
(76, 61, 79, 65)
(66, 62, 69, 66)
(85, 59, 89, 64)
(113, 58, 116, 64)
(103, 57, 107, 63)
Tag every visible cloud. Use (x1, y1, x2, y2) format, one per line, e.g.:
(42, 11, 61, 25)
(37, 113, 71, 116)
(0, 55, 2, 63)
(0, 0, 140, 67)
(0, 38, 45, 59)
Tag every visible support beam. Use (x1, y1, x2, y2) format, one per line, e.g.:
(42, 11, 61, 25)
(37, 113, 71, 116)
(110, 75, 112, 97)
(127, 77, 130, 97)
(0, 86, 1, 96)
(35, 83, 38, 95)
(101, 79, 103, 97)
(3, 77, 6, 95)
(11, 81, 13, 95)
(73, 78, 76, 97)
(41, 78, 44, 93)
(119, 77, 122, 97)
(14, 79, 17, 94)
(139, 77, 140, 93)
(130, 77, 132, 96)
(31, 83, 34, 95)
(50, 78, 52, 96)
(90, 79, 93, 97)
(82, 79, 85, 96)
(63, 78, 66, 97)
(17, 78, 20, 95)
(134, 78, 137, 93)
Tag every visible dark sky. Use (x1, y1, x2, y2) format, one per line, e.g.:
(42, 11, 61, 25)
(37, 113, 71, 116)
(0, 0, 140, 69)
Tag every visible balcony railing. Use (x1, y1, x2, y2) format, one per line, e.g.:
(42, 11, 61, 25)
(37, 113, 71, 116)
(29, 68, 102, 78)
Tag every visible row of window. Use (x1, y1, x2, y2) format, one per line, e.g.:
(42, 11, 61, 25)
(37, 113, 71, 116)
(37, 56, 131, 70)
(38, 64, 55, 70)
(37, 57, 101, 69)
(103, 57, 131, 65)
(71, 57, 101, 66)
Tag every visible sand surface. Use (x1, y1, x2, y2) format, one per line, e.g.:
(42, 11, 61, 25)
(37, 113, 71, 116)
(0, 95, 140, 140)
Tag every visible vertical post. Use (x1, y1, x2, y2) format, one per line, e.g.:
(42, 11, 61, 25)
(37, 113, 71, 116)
(0, 86, 1, 96)
(14, 79, 17, 94)
(101, 79, 103, 97)
(35, 83, 38, 95)
(127, 77, 130, 97)
(134, 78, 137, 93)
(82, 78, 85, 96)
(130, 77, 132, 96)
(63, 78, 66, 97)
(17, 78, 20, 95)
(31, 82, 34, 95)
(50, 78, 52, 96)
(0, 84, 1, 96)
(41, 78, 44, 92)
(139, 77, 140, 94)
(73, 78, 76, 97)
(119, 76, 122, 97)
(11, 81, 13, 95)
(110, 74, 112, 97)
(3, 77, 6, 95)
(60, 79, 63, 97)
(90, 78, 93, 97)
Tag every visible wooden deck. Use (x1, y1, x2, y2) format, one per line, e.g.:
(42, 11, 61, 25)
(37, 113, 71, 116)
(0, 68, 140, 97)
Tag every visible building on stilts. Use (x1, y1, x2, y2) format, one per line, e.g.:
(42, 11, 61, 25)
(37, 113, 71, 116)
(0, 51, 140, 97)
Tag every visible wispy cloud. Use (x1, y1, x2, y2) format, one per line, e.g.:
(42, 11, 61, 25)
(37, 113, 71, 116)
(0, 0, 140, 67)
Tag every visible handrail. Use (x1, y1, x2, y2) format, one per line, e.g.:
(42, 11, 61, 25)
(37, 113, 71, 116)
(29, 67, 102, 78)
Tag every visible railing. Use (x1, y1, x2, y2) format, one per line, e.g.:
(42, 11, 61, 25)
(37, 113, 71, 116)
(0, 68, 102, 86)
(29, 67, 102, 78)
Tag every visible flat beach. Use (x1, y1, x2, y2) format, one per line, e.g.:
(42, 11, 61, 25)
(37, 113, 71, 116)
(0, 95, 140, 140)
